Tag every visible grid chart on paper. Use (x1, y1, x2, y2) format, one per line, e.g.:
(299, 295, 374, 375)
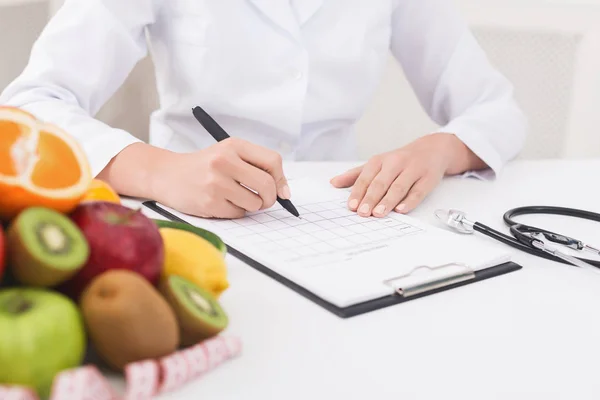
(209, 198, 423, 264)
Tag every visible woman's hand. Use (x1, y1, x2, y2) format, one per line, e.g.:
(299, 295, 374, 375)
(330, 133, 486, 217)
(97, 137, 287, 219)
(153, 138, 290, 219)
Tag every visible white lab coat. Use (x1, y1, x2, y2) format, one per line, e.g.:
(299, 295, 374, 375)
(0, 0, 527, 177)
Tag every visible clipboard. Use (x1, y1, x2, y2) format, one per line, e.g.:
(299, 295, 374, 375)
(144, 200, 522, 319)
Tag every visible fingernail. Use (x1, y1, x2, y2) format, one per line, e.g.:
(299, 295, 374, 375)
(395, 204, 406, 213)
(281, 185, 291, 199)
(374, 204, 386, 216)
(349, 199, 358, 210)
(358, 204, 370, 214)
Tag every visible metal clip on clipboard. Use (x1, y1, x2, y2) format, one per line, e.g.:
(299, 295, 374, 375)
(383, 263, 476, 297)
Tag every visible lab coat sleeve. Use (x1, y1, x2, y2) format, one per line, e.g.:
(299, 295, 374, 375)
(0, 0, 158, 177)
(390, 0, 528, 177)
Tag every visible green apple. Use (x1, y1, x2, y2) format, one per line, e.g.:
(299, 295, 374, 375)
(0, 287, 86, 398)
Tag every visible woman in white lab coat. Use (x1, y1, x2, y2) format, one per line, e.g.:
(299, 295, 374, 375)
(0, 0, 527, 219)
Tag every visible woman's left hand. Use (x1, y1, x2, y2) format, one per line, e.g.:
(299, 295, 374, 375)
(330, 133, 485, 217)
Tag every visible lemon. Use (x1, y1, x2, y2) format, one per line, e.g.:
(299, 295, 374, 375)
(153, 219, 226, 255)
(159, 228, 229, 298)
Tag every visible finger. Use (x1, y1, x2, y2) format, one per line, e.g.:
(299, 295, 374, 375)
(396, 174, 440, 214)
(347, 159, 382, 212)
(357, 164, 402, 217)
(200, 193, 246, 219)
(329, 165, 363, 188)
(372, 167, 422, 217)
(212, 200, 247, 219)
(229, 157, 278, 210)
(208, 144, 277, 209)
(221, 176, 264, 212)
(199, 171, 248, 219)
(230, 139, 290, 200)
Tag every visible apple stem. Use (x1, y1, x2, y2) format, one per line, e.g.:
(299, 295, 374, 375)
(119, 207, 140, 223)
(106, 207, 142, 225)
(3, 293, 32, 314)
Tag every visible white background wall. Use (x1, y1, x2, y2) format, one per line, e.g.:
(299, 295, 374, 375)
(0, 1, 47, 92)
(3, 0, 600, 160)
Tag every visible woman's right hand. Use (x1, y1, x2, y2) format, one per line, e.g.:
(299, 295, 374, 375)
(154, 138, 291, 219)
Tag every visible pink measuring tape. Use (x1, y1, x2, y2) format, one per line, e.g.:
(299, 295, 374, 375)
(0, 335, 242, 400)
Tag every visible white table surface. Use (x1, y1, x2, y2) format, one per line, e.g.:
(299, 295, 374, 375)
(112, 159, 600, 400)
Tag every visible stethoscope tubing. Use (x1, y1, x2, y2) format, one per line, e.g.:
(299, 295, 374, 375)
(504, 205, 600, 228)
(473, 206, 600, 268)
(472, 222, 578, 265)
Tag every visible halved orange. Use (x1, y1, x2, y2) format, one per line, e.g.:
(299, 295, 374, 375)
(81, 179, 120, 204)
(0, 106, 92, 221)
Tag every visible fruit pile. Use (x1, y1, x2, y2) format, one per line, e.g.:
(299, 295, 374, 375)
(0, 107, 239, 399)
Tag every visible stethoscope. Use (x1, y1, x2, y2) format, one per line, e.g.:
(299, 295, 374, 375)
(434, 206, 600, 273)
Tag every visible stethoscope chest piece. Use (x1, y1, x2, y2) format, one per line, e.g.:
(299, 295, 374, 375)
(434, 209, 475, 234)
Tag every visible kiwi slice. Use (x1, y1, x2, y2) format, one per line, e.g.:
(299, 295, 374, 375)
(7, 207, 89, 287)
(159, 274, 228, 347)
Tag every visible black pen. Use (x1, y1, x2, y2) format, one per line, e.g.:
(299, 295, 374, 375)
(192, 106, 300, 218)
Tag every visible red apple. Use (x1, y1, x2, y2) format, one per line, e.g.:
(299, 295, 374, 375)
(0, 224, 5, 283)
(59, 202, 164, 300)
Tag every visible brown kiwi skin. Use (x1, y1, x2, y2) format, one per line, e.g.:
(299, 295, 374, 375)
(7, 218, 81, 287)
(158, 277, 226, 348)
(80, 270, 180, 371)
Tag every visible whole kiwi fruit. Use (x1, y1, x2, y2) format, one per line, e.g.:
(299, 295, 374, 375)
(80, 269, 179, 370)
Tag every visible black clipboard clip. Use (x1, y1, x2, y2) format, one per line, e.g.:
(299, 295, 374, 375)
(383, 263, 476, 298)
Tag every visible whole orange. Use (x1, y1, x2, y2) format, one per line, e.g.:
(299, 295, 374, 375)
(81, 179, 120, 204)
